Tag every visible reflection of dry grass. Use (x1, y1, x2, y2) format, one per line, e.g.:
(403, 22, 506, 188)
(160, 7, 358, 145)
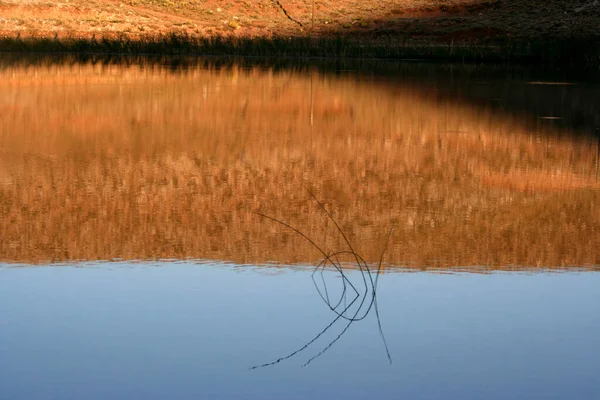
(0, 61, 599, 268)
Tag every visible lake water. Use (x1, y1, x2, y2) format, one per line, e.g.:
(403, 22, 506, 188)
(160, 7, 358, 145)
(1, 264, 599, 400)
(0, 55, 599, 399)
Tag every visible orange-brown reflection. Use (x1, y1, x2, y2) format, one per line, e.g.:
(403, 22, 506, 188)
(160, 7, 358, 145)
(1, 61, 599, 269)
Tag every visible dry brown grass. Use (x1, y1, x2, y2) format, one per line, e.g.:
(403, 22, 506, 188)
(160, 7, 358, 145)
(0, 61, 599, 268)
(1, 0, 599, 45)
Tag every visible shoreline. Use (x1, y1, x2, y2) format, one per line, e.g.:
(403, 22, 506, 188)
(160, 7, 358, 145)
(2, 34, 600, 65)
(3, 0, 600, 65)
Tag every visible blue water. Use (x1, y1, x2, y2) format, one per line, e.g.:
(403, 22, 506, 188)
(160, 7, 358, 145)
(1, 263, 599, 400)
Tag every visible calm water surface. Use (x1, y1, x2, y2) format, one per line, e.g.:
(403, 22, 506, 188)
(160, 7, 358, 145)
(0, 56, 599, 399)
(1, 263, 599, 400)
(1, 55, 599, 267)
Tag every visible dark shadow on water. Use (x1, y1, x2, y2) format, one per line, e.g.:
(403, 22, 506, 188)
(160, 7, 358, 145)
(2, 52, 599, 139)
(250, 192, 393, 369)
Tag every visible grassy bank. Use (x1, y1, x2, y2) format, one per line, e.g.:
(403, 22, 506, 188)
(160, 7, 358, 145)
(1, 0, 600, 64)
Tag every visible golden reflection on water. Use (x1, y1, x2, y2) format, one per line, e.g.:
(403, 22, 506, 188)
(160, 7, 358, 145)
(1, 61, 599, 269)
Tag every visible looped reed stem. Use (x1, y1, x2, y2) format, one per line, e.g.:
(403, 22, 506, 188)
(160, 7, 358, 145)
(250, 191, 393, 369)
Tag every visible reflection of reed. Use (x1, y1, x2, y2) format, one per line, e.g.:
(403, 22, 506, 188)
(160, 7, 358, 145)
(251, 192, 392, 369)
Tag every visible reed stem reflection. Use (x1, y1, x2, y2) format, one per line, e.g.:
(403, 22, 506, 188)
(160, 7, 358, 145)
(251, 192, 392, 369)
